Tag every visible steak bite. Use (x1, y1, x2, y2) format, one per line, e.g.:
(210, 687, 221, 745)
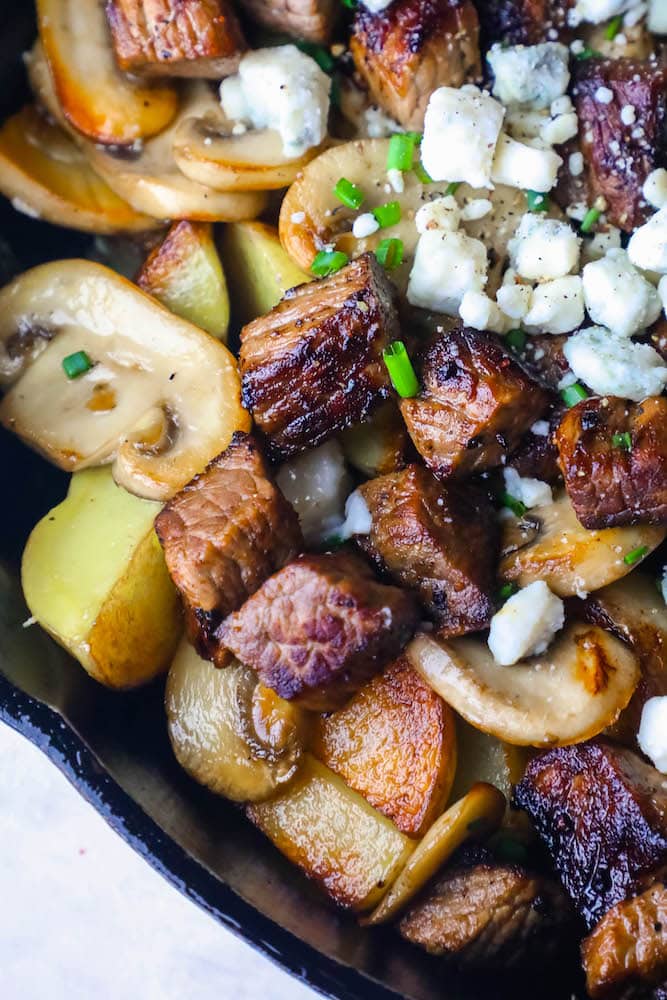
(357, 464, 499, 636)
(572, 58, 667, 232)
(555, 396, 667, 529)
(475, 0, 573, 46)
(106, 0, 245, 77)
(350, 0, 481, 131)
(507, 408, 563, 486)
(240, 254, 399, 461)
(400, 327, 550, 480)
(155, 432, 302, 666)
(237, 0, 338, 43)
(218, 551, 420, 711)
(514, 741, 667, 929)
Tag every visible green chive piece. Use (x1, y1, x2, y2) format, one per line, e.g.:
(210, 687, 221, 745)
(506, 328, 526, 352)
(445, 181, 461, 196)
(581, 207, 602, 233)
(605, 14, 623, 39)
(387, 133, 418, 172)
(575, 46, 603, 60)
(296, 41, 335, 73)
(413, 160, 433, 184)
(383, 340, 419, 398)
(330, 74, 341, 110)
(341, 0, 356, 8)
(62, 350, 93, 379)
(525, 189, 550, 213)
(624, 545, 648, 566)
(375, 237, 404, 270)
(498, 582, 518, 602)
(311, 249, 349, 277)
(334, 177, 364, 210)
(373, 200, 401, 228)
(502, 492, 527, 518)
(612, 431, 632, 451)
(560, 382, 589, 407)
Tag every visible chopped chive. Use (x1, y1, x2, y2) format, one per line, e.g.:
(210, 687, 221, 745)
(580, 207, 602, 233)
(373, 200, 401, 228)
(413, 160, 433, 184)
(506, 328, 526, 352)
(330, 74, 341, 109)
(383, 340, 419, 398)
(375, 237, 403, 270)
(575, 46, 603, 60)
(445, 181, 461, 196)
(62, 350, 93, 379)
(311, 249, 348, 277)
(502, 492, 527, 518)
(334, 177, 364, 210)
(624, 545, 648, 566)
(296, 41, 335, 73)
(525, 189, 550, 213)
(560, 382, 589, 407)
(605, 14, 623, 39)
(612, 431, 632, 451)
(498, 581, 518, 602)
(387, 133, 418, 173)
(323, 533, 344, 550)
(341, 0, 356, 8)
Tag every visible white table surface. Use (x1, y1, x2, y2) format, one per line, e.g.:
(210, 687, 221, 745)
(0, 720, 318, 1000)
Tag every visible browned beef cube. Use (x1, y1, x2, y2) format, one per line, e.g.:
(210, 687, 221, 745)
(475, 0, 573, 46)
(400, 327, 550, 480)
(514, 741, 667, 928)
(573, 58, 667, 231)
(106, 0, 245, 77)
(357, 464, 498, 636)
(582, 881, 667, 999)
(507, 407, 563, 486)
(522, 334, 570, 391)
(350, 0, 481, 131)
(240, 254, 399, 461)
(555, 396, 667, 529)
(237, 0, 338, 43)
(155, 432, 302, 666)
(218, 551, 420, 711)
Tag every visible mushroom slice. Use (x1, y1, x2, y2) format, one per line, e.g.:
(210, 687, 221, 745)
(500, 490, 666, 598)
(0, 106, 154, 234)
(166, 639, 307, 803)
(363, 783, 506, 925)
(279, 138, 526, 292)
(85, 83, 268, 221)
(36, 0, 178, 144)
(407, 626, 640, 748)
(0, 260, 250, 500)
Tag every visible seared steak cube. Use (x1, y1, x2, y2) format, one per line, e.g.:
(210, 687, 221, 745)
(522, 334, 570, 392)
(475, 0, 573, 46)
(573, 58, 667, 232)
(106, 0, 245, 77)
(507, 407, 563, 486)
(240, 254, 399, 461)
(237, 0, 337, 43)
(358, 464, 498, 636)
(155, 432, 302, 665)
(400, 327, 550, 479)
(218, 551, 420, 711)
(350, 0, 481, 131)
(514, 741, 667, 928)
(555, 396, 667, 529)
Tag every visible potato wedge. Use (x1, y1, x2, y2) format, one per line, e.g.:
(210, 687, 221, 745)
(37, 0, 178, 144)
(500, 490, 666, 598)
(450, 718, 531, 805)
(313, 657, 457, 836)
(0, 260, 250, 500)
(408, 626, 640, 748)
(247, 754, 415, 911)
(22, 467, 180, 688)
(166, 639, 307, 802)
(339, 401, 408, 478)
(364, 783, 506, 925)
(219, 221, 311, 324)
(136, 221, 229, 340)
(0, 106, 153, 235)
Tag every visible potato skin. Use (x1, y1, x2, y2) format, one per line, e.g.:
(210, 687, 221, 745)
(313, 656, 456, 836)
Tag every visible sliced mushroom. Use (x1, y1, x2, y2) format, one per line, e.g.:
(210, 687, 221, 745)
(166, 638, 307, 802)
(0, 105, 154, 234)
(36, 0, 178, 144)
(407, 626, 640, 748)
(500, 490, 666, 598)
(0, 260, 250, 500)
(363, 783, 506, 925)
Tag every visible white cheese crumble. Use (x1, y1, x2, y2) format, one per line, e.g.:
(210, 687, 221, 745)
(352, 212, 380, 239)
(497, 280, 532, 320)
(643, 168, 667, 210)
(531, 420, 551, 436)
(638, 697, 667, 773)
(594, 86, 614, 105)
(364, 106, 400, 138)
(407, 230, 488, 315)
(219, 46, 330, 158)
(488, 581, 565, 667)
(570, 0, 644, 24)
(360, 0, 394, 11)
(509, 214, 581, 282)
(461, 198, 493, 221)
(276, 440, 351, 545)
(659, 275, 667, 316)
(504, 467, 553, 508)
(491, 133, 562, 192)
(524, 276, 585, 334)
(415, 195, 461, 234)
(648, 0, 667, 32)
(569, 151, 584, 176)
(338, 490, 372, 542)
(487, 42, 570, 110)
(563, 326, 667, 400)
(582, 248, 662, 337)
(459, 290, 509, 333)
(628, 205, 667, 273)
(620, 104, 636, 125)
(421, 85, 505, 189)
(387, 168, 404, 194)
(582, 226, 623, 264)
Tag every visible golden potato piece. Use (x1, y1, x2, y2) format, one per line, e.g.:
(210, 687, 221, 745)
(450, 718, 531, 804)
(37, 0, 178, 144)
(364, 783, 506, 925)
(500, 490, 666, 598)
(22, 467, 181, 688)
(136, 221, 229, 341)
(247, 754, 415, 911)
(313, 656, 457, 836)
(339, 402, 409, 479)
(408, 626, 640, 748)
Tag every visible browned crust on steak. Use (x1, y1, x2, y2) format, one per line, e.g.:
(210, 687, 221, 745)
(475, 0, 573, 46)
(507, 406, 563, 486)
(237, 0, 338, 44)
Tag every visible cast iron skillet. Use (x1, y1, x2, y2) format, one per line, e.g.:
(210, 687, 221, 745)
(0, 8, 582, 997)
